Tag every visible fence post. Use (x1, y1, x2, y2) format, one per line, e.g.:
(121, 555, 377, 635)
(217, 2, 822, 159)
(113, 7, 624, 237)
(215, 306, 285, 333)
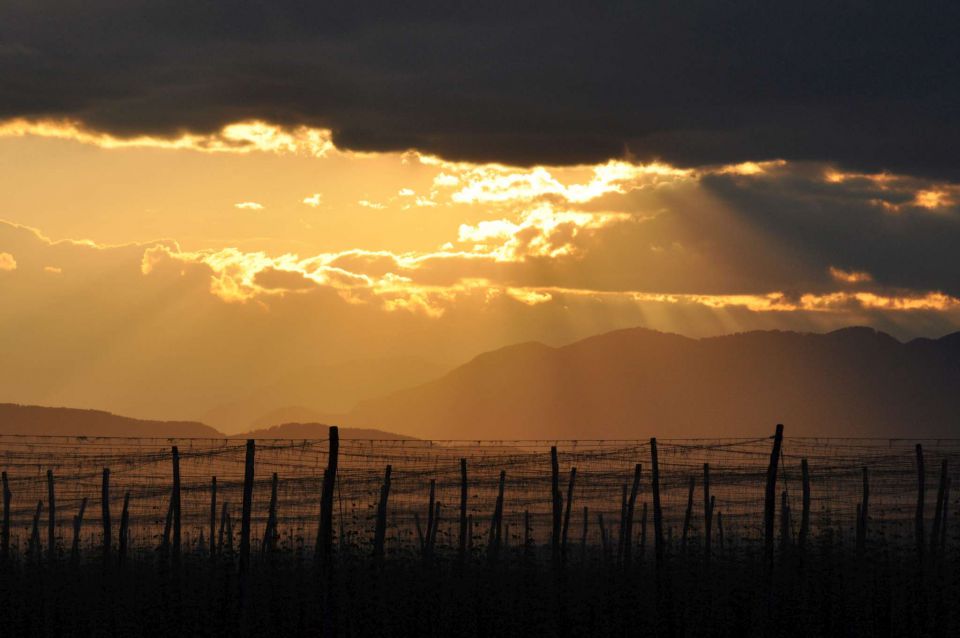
(624, 464, 641, 567)
(29, 500, 43, 563)
(71, 496, 87, 565)
(458, 458, 468, 570)
(102, 468, 111, 562)
(561, 467, 577, 564)
(703, 464, 712, 565)
(209, 476, 217, 561)
(488, 470, 505, 564)
(550, 446, 561, 566)
(915, 443, 925, 560)
(424, 479, 436, 560)
(372, 465, 392, 565)
(171, 446, 181, 568)
(264, 472, 279, 555)
(118, 492, 130, 566)
(218, 501, 228, 557)
(239, 439, 255, 581)
(318, 425, 339, 566)
(763, 424, 784, 576)
(681, 476, 695, 553)
(798, 459, 810, 553)
(47, 469, 56, 565)
(650, 438, 664, 569)
(1, 471, 9, 566)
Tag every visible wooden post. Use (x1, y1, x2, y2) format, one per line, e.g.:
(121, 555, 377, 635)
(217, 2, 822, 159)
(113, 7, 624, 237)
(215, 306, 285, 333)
(218, 501, 228, 557)
(47, 469, 56, 564)
(763, 424, 784, 575)
(318, 426, 339, 565)
(550, 446, 561, 566)
(915, 443, 925, 560)
(650, 438, 664, 569)
(681, 476, 695, 553)
(561, 467, 577, 563)
(29, 500, 43, 563)
(1, 471, 9, 565)
(704, 464, 712, 565)
(118, 492, 130, 566)
(458, 458, 468, 569)
(209, 476, 217, 561)
(101, 468, 111, 561)
(428, 502, 441, 557)
(71, 496, 87, 565)
(624, 463, 641, 567)
(372, 465, 392, 564)
(171, 446, 181, 567)
(799, 459, 810, 553)
(424, 479, 436, 559)
(488, 470, 505, 564)
(931, 459, 948, 554)
(239, 439, 255, 580)
(415, 513, 425, 552)
(717, 506, 724, 550)
(263, 472, 279, 555)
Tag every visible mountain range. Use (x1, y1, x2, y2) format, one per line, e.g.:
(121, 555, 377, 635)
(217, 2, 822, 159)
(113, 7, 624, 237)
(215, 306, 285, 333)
(1, 326, 957, 439)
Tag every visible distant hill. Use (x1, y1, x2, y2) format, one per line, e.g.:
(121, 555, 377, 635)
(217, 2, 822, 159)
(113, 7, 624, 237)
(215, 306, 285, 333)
(0, 403, 221, 438)
(201, 356, 447, 433)
(231, 422, 417, 440)
(347, 327, 960, 439)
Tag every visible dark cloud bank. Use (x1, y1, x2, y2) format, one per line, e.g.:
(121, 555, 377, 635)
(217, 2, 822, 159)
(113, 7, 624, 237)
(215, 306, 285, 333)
(2, 1, 958, 175)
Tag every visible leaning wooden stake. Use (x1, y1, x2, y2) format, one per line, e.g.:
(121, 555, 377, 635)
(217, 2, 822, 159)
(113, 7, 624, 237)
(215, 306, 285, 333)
(763, 424, 784, 575)
(209, 476, 217, 561)
(47, 469, 56, 564)
(458, 458, 468, 569)
(550, 446, 562, 566)
(915, 443, 925, 560)
(101, 468, 111, 562)
(703, 464, 713, 565)
(1, 471, 10, 566)
(372, 465, 392, 564)
(624, 463, 641, 567)
(118, 492, 130, 566)
(798, 459, 810, 553)
(561, 467, 577, 564)
(318, 425, 339, 565)
(171, 446, 181, 567)
(71, 497, 87, 565)
(239, 439, 255, 580)
(681, 476, 695, 553)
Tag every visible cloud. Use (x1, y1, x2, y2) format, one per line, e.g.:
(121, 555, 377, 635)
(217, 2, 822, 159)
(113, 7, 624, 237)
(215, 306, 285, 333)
(1, 3, 958, 176)
(234, 201, 264, 211)
(0, 252, 15, 271)
(301, 193, 323, 207)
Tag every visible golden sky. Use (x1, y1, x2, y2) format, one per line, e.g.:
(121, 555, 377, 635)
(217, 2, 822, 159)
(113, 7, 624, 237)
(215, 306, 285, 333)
(2, 119, 959, 425)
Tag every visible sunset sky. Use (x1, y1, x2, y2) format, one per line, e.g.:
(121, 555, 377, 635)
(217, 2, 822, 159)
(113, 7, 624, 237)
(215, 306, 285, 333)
(1, 2, 958, 424)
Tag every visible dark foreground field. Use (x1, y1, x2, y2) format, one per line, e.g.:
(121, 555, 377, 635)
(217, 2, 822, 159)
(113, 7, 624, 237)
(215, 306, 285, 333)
(1, 544, 957, 637)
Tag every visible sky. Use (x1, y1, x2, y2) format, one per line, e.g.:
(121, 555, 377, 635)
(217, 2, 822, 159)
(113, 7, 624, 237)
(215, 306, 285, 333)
(1, 2, 959, 423)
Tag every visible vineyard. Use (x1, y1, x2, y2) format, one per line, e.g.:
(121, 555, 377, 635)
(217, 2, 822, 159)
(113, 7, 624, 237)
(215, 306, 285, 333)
(1, 425, 958, 636)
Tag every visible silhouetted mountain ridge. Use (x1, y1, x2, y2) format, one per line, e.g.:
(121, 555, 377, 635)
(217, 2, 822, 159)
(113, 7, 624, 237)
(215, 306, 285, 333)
(348, 326, 960, 439)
